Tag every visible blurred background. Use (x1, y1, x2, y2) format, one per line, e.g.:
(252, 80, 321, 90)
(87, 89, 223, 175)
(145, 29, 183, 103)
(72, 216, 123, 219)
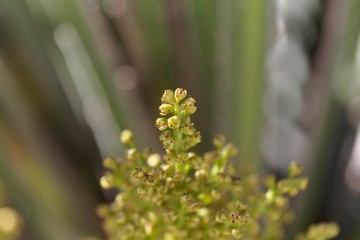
(0, 0, 360, 239)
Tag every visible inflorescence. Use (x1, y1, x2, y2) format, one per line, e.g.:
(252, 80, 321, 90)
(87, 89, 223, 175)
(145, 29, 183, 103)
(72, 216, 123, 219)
(98, 88, 339, 240)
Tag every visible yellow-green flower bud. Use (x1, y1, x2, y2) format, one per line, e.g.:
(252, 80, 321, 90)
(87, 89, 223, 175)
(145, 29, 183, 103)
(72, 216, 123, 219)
(181, 97, 197, 115)
(159, 130, 172, 141)
(301, 223, 340, 240)
(198, 193, 212, 205)
(100, 174, 113, 189)
(147, 211, 158, 224)
(221, 143, 238, 158)
(275, 196, 288, 208)
(213, 134, 226, 148)
(181, 123, 196, 135)
(159, 103, 174, 116)
(174, 88, 187, 103)
(167, 116, 181, 129)
(197, 207, 209, 217)
(264, 175, 276, 188)
(147, 153, 161, 167)
(265, 189, 276, 202)
(120, 129, 133, 145)
(182, 97, 196, 106)
(184, 132, 201, 149)
(96, 205, 109, 217)
(114, 193, 125, 207)
(161, 90, 176, 104)
(103, 156, 117, 169)
(155, 118, 168, 131)
(127, 148, 137, 160)
(288, 162, 303, 177)
(162, 137, 175, 150)
(231, 229, 242, 238)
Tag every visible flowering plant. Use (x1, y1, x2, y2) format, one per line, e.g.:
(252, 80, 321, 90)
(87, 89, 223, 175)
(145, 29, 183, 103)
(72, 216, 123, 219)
(98, 88, 339, 240)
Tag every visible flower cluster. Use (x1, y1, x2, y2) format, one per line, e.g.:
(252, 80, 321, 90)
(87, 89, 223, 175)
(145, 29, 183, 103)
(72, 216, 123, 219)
(156, 88, 200, 154)
(98, 88, 339, 240)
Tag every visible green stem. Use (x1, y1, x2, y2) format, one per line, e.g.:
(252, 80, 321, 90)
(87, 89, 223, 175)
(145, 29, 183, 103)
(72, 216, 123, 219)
(173, 103, 184, 155)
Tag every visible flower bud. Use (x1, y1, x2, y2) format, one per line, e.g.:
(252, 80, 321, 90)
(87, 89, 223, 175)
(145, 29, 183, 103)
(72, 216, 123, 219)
(147, 153, 161, 167)
(275, 196, 288, 208)
(96, 205, 109, 217)
(186, 132, 201, 148)
(197, 208, 209, 217)
(114, 193, 125, 209)
(213, 134, 226, 148)
(231, 229, 242, 238)
(120, 129, 133, 145)
(181, 97, 196, 107)
(265, 189, 276, 202)
(160, 130, 172, 141)
(162, 137, 175, 150)
(288, 162, 303, 177)
(161, 90, 176, 104)
(221, 143, 238, 158)
(167, 116, 181, 129)
(174, 88, 187, 103)
(155, 118, 168, 131)
(159, 103, 174, 116)
(184, 106, 197, 115)
(181, 123, 196, 135)
(181, 97, 197, 115)
(127, 148, 137, 160)
(100, 174, 113, 189)
(264, 175, 276, 188)
(198, 193, 212, 205)
(103, 156, 117, 169)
